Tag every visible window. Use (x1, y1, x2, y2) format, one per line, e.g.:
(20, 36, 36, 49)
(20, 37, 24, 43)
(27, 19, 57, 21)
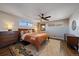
(19, 20, 32, 27)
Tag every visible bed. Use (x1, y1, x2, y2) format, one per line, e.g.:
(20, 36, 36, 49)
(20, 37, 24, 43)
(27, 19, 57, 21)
(18, 29, 48, 51)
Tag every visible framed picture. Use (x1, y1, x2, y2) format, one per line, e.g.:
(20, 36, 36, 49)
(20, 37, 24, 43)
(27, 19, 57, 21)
(72, 20, 76, 31)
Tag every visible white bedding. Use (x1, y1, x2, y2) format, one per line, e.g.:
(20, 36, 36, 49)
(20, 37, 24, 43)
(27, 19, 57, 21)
(21, 33, 30, 40)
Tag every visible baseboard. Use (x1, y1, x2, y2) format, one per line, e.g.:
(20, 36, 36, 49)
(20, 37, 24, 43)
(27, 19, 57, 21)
(49, 37, 64, 41)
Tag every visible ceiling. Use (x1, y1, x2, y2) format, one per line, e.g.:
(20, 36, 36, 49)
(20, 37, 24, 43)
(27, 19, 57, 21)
(0, 3, 79, 22)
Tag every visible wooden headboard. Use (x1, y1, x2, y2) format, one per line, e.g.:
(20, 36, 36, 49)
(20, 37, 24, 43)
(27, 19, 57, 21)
(18, 29, 29, 33)
(18, 28, 34, 33)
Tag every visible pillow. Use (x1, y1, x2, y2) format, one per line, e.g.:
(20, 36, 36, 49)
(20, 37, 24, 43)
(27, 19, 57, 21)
(20, 30, 29, 36)
(24, 30, 29, 33)
(20, 31, 24, 36)
(29, 30, 32, 33)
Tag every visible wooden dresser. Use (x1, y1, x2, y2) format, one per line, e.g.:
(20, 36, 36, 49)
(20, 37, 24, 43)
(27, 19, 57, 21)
(64, 33, 79, 51)
(0, 31, 19, 48)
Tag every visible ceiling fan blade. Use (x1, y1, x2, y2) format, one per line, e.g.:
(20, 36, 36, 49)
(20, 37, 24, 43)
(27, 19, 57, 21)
(45, 16, 51, 18)
(43, 18, 49, 21)
(38, 13, 51, 21)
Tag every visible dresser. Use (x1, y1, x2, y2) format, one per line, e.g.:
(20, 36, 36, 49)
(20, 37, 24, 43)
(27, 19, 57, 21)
(0, 31, 19, 48)
(64, 33, 79, 51)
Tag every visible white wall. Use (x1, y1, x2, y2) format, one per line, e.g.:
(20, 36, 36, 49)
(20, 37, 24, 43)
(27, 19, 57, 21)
(46, 19, 69, 40)
(0, 11, 19, 31)
(0, 11, 34, 31)
(46, 8, 79, 40)
(69, 9, 79, 36)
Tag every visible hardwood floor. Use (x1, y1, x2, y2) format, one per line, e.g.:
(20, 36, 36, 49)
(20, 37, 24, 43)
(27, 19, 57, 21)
(0, 39, 78, 56)
(0, 47, 12, 56)
(60, 40, 79, 56)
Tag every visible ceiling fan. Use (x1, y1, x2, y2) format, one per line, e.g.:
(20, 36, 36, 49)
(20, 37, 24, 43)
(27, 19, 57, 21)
(38, 13, 51, 21)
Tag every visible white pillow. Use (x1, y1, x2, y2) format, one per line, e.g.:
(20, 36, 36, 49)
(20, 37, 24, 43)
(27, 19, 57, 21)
(20, 31, 24, 36)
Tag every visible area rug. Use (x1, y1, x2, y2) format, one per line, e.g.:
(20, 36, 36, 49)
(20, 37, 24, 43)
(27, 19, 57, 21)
(9, 39, 60, 56)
